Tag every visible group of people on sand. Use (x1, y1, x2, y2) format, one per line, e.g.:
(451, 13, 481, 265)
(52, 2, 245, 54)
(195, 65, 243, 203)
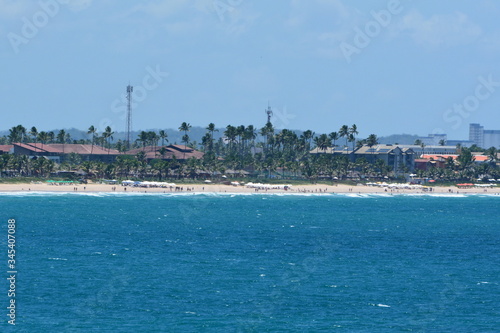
(72, 186, 87, 191)
(296, 188, 329, 193)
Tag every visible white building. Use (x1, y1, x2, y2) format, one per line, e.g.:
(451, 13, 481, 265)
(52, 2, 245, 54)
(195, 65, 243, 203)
(470, 123, 500, 148)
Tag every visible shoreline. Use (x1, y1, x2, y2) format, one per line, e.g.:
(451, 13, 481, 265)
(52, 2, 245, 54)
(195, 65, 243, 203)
(0, 183, 499, 195)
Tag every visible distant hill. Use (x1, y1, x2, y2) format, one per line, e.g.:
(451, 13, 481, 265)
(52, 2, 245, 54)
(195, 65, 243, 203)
(378, 134, 420, 145)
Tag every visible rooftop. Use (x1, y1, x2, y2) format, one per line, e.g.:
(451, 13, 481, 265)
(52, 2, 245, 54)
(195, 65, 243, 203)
(126, 145, 204, 160)
(13, 143, 119, 155)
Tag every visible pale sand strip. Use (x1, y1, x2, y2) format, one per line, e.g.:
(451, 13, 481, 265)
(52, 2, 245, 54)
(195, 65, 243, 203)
(0, 183, 499, 195)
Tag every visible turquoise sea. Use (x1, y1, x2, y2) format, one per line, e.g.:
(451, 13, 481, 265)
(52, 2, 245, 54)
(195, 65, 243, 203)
(1, 192, 499, 332)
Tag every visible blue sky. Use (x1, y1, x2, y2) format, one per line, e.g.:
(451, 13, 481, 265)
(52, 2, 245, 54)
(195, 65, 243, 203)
(1, 0, 500, 140)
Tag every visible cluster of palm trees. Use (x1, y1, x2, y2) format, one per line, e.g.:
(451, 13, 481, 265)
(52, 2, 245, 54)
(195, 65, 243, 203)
(2, 121, 499, 182)
(6, 125, 73, 149)
(414, 146, 500, 182)
(0, 154, 55, 177)
(312, 124, 359, 152)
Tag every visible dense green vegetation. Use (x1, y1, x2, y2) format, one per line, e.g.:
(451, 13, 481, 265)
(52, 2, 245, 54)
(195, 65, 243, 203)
(1, 123, 499, 183)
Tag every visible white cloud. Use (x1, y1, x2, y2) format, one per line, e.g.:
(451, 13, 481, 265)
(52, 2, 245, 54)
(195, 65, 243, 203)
(396, 10, 482, 47)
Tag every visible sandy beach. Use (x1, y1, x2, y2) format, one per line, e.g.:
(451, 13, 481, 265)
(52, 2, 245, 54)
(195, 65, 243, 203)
(1, 182, 499, 195)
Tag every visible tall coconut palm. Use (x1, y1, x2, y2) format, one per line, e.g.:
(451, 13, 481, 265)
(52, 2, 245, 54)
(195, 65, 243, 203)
(206, 123, 217, 137)
(87, 125, 97, 154)
(314, 134, 330, 152)
(366, 134, 378, 163)
(47, 131, 54, 144)
(179, 122, 192, 139)
(8, 125, 27, 143)
(301, 130, 314, 150)
(179, 122, 192, 159)
(245, 125, 257, 153)
(224, 125, 238, 153)
(30, 126, 39, 154)
(57, 129, 66, 153)
(37, 131, 50, 152)
(260, 122, 275, 155)
(236, 125, 246, 153)
(205, 123, 218, 153)
(149, 131, 159, 152)
(137, 131, 149, 151)
(349, 124, 358, 151)
(348, 133, 356, 152)
(159, 130, 168, 147)
(329, 131, 339, 153)
(339, 125, 349, 150)
(103, 126, 114, 154)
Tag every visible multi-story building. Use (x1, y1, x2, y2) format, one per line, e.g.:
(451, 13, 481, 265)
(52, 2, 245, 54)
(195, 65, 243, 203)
(469, 123, 500, 148)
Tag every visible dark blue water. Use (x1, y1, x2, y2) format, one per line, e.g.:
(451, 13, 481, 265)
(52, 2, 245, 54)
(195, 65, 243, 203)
(1, 192, 499, 332)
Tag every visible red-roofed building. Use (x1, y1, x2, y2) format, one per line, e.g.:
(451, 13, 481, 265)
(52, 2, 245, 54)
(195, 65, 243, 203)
(0, 145, 13, 155)
(12, 143, 119, 163)
(421, 154, 490, 162)
(416, 154, 490, 170)
(125, 145, 204, 161)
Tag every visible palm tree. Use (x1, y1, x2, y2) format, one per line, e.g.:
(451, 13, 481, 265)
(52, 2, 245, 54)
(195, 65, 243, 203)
(260, 122, 274, 155)
(65, 132, 72, 145)
(329, 132, 339, 153)
(48, 131, 55, 143)
(30, 126, 38, 154)
(87, 125, 97, 154)
(137, 131, 149, 151)
(313, 134, 330, 152)
(178, 122, 192, 158)
(159, 130, 168, 147)
(366, 134, 378, 163)
(57, 129, 66, 153)
(348, 133, 356, 152)
(349, 124, 358, 151)
(149, 131, 159, 152)
(206, 123, 217, 138)
(37, 131, 50, 152)
(179, 122, 192, 140)
(301, 130, 314, 150)
(224, 125, 238, 153)
(8, 125, 27, 143)
(339, 125, 349, 150)
(204, 123, 219, 152)
(103, 126, 114, 154)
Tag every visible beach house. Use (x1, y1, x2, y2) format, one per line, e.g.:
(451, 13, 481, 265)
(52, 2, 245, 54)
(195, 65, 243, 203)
(12, 143, 119, 163)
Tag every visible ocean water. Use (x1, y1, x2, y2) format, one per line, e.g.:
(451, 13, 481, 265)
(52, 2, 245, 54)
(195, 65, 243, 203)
(0, 192, 499, 332)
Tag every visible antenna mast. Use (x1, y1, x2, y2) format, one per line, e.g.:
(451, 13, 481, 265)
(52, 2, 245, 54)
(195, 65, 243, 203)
(126, 85, 133, 149)
(265, 103, 273, 124)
